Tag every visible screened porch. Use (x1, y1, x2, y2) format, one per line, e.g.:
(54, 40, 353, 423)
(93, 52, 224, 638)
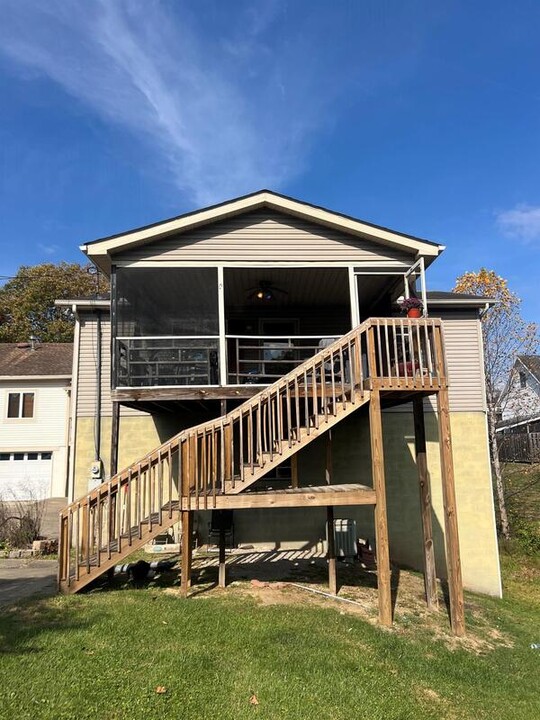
(111, 264, 428, 390)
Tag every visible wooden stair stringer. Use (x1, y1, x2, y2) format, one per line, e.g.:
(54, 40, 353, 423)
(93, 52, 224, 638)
(59, 509, 180, 595)
(223, 389, 370, 494)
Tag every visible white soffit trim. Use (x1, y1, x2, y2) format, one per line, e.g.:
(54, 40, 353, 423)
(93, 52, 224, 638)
(80, 191, 444, 262)
(55, 299, 110, 309)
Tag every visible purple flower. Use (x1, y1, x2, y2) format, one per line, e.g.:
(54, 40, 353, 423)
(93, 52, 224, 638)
(400, 297, 423, 310)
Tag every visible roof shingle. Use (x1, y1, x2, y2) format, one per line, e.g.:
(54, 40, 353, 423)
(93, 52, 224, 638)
(0, 343, 73, 377)
(519, 355, 540, 381)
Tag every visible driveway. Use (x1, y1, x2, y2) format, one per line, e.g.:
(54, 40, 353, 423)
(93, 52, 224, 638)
(0, 559, 57, 607)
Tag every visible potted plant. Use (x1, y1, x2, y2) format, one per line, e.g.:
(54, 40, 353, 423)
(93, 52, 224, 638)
(400, 297, 423, 318)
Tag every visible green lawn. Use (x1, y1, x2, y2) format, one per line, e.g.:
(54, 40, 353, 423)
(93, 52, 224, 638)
(502, 463, 540, 556)
(0, 551, 539, 720)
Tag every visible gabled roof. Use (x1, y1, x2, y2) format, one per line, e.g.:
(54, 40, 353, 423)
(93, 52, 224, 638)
(0, 343, 73, 379)
(517, 355, 540, 382)
(81, 190, 445, 274)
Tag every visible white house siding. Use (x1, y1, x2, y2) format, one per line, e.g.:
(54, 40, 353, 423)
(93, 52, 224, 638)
(0, 379, 69, 499)
(501, 365, 540, 422)
(115, 210, 416, 267)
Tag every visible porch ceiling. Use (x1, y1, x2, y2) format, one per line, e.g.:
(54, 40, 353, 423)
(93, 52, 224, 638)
(224, 267, 349, 307)
(224, 267, 397, 310)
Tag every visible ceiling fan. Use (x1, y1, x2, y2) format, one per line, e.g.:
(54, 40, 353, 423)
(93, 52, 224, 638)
(246, 280, 288, 302)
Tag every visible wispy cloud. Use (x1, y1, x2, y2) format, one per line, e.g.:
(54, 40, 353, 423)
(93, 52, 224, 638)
(0, 1, 430, 206)
(38, 243, 59, 256)
(0, 0, 319, 205)
(497, 204, 540, 243)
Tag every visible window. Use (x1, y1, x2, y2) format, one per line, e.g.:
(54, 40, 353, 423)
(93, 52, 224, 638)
(0, 451, 51, 462)
(519, 371, 527, 389)
(6, 392, 34, 418)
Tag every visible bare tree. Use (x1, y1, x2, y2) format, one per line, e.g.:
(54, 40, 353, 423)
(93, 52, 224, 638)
(454, 269, 538, 539)
(0, 490, 44, 549)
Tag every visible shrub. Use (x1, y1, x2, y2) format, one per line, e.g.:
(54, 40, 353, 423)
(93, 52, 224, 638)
(0, 495, 44, 548)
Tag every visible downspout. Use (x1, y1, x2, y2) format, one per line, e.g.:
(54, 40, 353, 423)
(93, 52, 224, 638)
(67, 305, 81, 502)
(94, 309, 102, 464)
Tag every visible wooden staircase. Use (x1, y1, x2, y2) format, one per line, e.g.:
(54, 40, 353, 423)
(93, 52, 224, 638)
(58, 318, 446, 595)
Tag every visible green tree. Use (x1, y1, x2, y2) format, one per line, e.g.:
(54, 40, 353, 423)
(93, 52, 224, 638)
(0, 262, 105, 343)
(453, 269, 538, 539)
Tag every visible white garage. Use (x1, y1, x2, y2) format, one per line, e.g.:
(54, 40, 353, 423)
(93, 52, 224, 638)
(0, 342, 73, 503)
(0, 451, 53, 501)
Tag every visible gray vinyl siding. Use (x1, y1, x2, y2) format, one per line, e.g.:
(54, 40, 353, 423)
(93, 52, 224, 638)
(76, 312, 142, 418)
(439, 310, 486, 412)
(115, 210, 415, 266)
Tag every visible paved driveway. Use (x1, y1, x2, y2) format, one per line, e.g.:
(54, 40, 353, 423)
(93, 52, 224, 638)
(0, 559, 57, 607)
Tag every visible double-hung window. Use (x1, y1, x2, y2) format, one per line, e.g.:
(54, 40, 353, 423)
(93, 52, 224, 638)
(6, 392, 35, 419)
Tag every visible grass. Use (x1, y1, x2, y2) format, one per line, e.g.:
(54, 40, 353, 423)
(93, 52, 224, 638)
(503, 463, 540, 524)
(501, 463, 540, 556)
(0, 550, 539, 720)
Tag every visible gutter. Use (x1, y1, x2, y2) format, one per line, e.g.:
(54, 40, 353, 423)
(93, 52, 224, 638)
(55, 299, 110, 309)
(0, 375, 72, 381)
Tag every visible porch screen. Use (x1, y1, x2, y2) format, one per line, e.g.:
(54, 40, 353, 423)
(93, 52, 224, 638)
(115, 267, 218, 337)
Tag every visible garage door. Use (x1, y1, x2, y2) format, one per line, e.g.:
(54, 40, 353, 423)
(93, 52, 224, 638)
(0, 452, 53, 501)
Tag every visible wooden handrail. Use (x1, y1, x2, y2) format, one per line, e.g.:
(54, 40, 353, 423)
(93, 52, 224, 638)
(58, 318, 447, 588)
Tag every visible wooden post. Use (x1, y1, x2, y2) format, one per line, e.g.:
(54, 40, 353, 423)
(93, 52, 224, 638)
(436, 389, 465, 636)
(218, 528, 227, 588)
(327, 505, 337, 595)
(291, 454, 298, 488)
(58, 515, 68, 586)
(325, 431, 337, 594)
(110, 401, 120, 478)
(224, 423, 232, 484)
(369, 390, 392, 626)
(413, 396, 438, 610)
(81, 503, 88, 563)
(367, 325, 378, 386)
(180, 510, 193, 596)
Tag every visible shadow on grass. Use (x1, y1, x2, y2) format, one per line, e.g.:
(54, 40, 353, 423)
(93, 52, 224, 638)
(0, 561, 58, 610)
(0, 598, 94, 657)
(74, 551, 410, 620)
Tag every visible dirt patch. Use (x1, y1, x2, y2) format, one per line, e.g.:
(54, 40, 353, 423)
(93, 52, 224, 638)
(178, 552, 513, 653)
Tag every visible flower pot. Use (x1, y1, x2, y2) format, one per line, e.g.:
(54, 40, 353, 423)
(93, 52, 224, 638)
(407, 307, 422, 318)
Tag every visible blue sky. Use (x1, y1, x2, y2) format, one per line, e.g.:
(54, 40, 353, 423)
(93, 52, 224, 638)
(1, 0, 539, 319)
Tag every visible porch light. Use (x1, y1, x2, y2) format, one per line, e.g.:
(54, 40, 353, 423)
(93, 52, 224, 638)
(247, 280, 287, 302)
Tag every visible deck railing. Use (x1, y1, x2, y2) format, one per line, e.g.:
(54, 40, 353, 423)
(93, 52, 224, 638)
(367, 317, 444, 389)
(226, 334, 341, 384)
(115, 337, 220, 387)
(59, 318, 446, 589)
